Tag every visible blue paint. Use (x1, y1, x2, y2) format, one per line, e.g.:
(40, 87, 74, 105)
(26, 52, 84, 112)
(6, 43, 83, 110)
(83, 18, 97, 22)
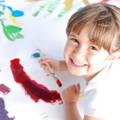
(0, 4, 6, 11)
(0, 98, 15, 120)
(12, 10, 24, 17)
(7, 6, 24, 17)
(0, 0, 5, 2)
(0, 5, 24, 17)
(7, 6, 13, 12)
(32, 52, 41, 58)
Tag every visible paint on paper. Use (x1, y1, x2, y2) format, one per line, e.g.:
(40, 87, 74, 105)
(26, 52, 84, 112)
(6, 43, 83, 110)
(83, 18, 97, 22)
(10, 58, 63, 104)
(0, 4, 24, 41)
(0, 98, 15, 120)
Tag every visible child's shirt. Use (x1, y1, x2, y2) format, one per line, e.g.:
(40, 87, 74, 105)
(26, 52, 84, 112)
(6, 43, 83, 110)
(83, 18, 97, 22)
(78, 59, 120, 120)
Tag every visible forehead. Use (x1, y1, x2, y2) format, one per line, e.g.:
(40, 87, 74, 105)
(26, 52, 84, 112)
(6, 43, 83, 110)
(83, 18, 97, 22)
(70, 25, 88, 35)
(69, 27, 92, 43)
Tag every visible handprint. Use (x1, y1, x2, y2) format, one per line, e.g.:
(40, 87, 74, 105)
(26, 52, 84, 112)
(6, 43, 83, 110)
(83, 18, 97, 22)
(0, 19, 24, 41)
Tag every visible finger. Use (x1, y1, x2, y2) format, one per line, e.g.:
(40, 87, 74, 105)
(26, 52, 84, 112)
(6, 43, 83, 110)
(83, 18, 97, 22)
(73, 84, 80, 94)
(39, 59, 53, 70)
(40, 63, 47, 68)
(46, 63, 53, 71)
(40, 60, 51, 68)
(39, 59, 48, 64)
(62, 88, 68, 96)
(44, 68, 51, 73)
(40, 58, 52, 62)
(39, 59, 45, 66)
(68, 85, 76, 93)
(64, 86, 71, 92)
(42, 65, 51, 73)
(74, 84, 78, 93)
(76, 83, 80, 92)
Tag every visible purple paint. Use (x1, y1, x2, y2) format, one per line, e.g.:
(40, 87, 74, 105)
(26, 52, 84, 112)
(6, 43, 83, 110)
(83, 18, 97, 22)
(0, 84, 11, 94)
(0, 98, 15, 120)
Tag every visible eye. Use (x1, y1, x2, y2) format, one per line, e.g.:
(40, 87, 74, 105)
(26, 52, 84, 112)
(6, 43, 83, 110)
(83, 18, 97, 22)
(70, 38, 79, 44)
(89, 45, 98, 51)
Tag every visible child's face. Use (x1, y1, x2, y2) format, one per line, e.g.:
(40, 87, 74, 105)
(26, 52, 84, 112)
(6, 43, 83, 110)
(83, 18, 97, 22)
(64, 27, 111, 80)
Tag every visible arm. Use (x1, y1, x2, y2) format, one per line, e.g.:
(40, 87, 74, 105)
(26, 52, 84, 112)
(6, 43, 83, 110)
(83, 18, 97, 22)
(62, 84, 104, 120)
(39, 58, 68, 73)
(65, 102, 82, 120)
(62, 84, 82, 120)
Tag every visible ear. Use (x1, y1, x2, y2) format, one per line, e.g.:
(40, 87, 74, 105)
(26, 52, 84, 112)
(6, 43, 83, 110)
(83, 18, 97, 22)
(109, 51, 120, 60)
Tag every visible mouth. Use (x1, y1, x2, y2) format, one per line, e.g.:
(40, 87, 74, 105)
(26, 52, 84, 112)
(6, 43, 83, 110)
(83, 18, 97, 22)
(70, 58, 88, 68)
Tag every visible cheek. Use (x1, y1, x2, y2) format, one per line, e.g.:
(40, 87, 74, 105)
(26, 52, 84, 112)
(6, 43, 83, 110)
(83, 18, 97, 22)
(64, 42, 72, 59)
(88, 54, 109, 66)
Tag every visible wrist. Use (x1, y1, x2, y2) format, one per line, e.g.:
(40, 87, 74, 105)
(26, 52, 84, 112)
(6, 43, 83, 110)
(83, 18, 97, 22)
(64, 101, 77, 106)
(64, 102, 78, 111)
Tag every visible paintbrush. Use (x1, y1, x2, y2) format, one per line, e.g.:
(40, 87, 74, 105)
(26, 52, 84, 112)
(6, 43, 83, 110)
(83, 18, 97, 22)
(37, 49, 62, 87)
(48, 71, 62, 87)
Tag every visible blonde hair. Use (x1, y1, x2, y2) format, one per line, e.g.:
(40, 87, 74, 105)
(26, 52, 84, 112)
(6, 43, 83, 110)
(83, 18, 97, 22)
(66, 3, 120, 54)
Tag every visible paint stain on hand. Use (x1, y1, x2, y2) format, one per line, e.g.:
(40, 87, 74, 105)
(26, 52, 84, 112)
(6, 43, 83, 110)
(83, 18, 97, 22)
(10, 58, 63, 104)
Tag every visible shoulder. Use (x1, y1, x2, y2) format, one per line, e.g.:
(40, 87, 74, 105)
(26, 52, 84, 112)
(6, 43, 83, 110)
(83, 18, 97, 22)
(80, 60, 120, 120)
(83, 82, 115, 119)
(109, 59, 120, 71)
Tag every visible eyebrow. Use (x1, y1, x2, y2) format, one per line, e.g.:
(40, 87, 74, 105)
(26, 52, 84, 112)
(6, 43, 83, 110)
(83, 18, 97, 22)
(69, 33, 78, 37)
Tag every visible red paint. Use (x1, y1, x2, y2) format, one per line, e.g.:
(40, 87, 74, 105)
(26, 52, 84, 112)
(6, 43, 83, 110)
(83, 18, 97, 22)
(53, 76, 62, 87)
(10, 58, 63, 104)
(100, 0, 109, 2)
(56, 80, 62, 87)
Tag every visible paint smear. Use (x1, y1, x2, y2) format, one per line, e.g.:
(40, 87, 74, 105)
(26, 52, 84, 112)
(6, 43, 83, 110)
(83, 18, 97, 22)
(0, 98, 15, 120)
(57, 8, 68, 17)
(40, 112, 48, 119)
(50, 74, 62, 87)
(0, 84, 11, 94)
(45, 0, 60, 16)
(53, 76, 62, 87)
(64, 0, 73, 11)
(9, 14, 19, 25)
(32, 52, 41, 58)
(10, 58, 63, 104)
(100, 0, 109, 2)
(56, 80, 62, 87)
(12, 10, 24, 17)
(79, 93, 85, 99)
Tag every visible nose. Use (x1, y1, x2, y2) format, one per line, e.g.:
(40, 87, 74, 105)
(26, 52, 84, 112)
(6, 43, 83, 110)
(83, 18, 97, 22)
(72, 47, 86, 60)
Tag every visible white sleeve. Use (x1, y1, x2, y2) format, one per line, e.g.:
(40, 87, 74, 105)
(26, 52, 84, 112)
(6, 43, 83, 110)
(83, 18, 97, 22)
(83, 88, 110, 119)
(82, 61, 120, 120)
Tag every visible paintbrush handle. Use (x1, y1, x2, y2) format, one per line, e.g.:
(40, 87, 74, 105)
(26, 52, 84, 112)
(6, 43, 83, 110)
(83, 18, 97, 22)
(37, 48, 62, 87)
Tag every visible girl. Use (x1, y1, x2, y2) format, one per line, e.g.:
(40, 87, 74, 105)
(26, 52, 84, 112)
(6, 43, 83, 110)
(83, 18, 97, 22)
(40, 3, 120, 120)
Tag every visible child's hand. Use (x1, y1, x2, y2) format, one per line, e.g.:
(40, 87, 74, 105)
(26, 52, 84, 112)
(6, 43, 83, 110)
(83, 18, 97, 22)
(39, 58, 62, 73)
(62, 84, 80, 104)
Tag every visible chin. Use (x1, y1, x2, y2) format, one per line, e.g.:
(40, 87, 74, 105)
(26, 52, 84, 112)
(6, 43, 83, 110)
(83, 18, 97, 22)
(68, 68, 86, 76)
